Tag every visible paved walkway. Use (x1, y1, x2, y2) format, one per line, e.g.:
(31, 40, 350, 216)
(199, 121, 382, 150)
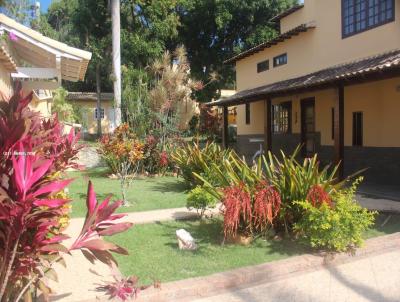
(194, 249, 400, 302)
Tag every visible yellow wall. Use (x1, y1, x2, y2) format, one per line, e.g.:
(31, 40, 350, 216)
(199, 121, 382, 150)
(236, 0, 400, 91)
(30, 94, 52, 118)
(0, 64, 13, 99)
(237, 78, 400, 148)
(71, 100, 114, 134)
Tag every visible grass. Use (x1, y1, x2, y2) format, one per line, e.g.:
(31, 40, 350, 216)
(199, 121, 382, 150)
(67, 168, 188, 217)
(109, 213, 400, 285)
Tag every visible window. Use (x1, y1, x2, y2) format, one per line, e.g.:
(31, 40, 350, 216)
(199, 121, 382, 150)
(95, 108, 105, 119)
(245, 103, 251, 125)
(352, 112, 363, 146)
(272, 102, 292, 133)
(342, 0, 394, 37)
(273, 53, 287, 67)
(257, 60, 269, 73)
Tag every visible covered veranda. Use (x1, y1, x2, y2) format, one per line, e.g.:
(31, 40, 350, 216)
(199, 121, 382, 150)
(209, 50, 400, 181)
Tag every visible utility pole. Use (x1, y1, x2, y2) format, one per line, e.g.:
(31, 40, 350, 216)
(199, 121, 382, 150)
(111, 0, 122, 127)
(96, 63, 102, 138)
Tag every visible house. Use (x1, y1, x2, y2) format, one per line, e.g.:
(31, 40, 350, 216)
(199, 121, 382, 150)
(0, 14, 91, 119)
(209, 0, 400, 184)
(66, 92, 115, 137)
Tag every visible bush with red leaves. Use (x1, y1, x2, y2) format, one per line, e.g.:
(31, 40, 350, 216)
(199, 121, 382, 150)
(222, 181, 281, 239)
(306, 185, 332, 208)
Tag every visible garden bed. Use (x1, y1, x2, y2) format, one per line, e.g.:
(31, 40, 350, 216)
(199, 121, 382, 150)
(67, 168, 188, 217)
(109, 213, 400, 285)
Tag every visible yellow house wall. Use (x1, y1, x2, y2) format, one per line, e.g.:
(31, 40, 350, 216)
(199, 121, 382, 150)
(30, 95, 52, 118)
(0, 64, 13, 99)
(71, 100, 114, 134)
(236, 0, 400, 91)
(237, 78, 400, 148)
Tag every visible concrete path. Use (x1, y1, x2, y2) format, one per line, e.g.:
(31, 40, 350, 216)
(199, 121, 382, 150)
(194, 249, 400, 302)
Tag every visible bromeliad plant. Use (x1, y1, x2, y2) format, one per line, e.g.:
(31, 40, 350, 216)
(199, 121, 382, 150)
(0, 88, 133, 301)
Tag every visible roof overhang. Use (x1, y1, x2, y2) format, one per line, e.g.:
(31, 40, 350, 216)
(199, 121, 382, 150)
(210, 49, 400, 107)
(224, 22, 316, 64)
(66, 92, 115, 102)
(270, 4, 305, 22)
(0, 14, 92, 82)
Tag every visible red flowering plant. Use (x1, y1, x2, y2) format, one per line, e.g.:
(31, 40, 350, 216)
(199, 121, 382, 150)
(306, 185, 332, 208)
(0, 87, 133, 301)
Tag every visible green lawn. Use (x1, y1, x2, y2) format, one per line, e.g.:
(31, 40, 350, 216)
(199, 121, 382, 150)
(67, 168, 188, 217)
(109, 213, 400, 285)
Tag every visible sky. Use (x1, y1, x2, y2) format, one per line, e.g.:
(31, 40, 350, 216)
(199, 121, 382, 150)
(40, 0, 53, 12)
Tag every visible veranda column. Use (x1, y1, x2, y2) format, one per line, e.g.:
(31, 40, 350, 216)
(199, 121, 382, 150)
(264, 98, 272, 154)
(334, 84, 345, 180)
(222, 106, 229, 149)
(111, 0, 122, 127)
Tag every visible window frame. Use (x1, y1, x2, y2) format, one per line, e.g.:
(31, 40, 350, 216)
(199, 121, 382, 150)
(245, 103, 251, 125)
(257, 60, 269, 73)
(342, 0, 395, 39)
(272, 101, 292, 134)
(352, 111, 363, 146)
(95, 108, 105, 119)
(273, 53, 288, 68)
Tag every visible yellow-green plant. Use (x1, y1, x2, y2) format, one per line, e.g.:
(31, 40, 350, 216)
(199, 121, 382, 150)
(261, 145, 345, 231)
(294, 179, 376, 252)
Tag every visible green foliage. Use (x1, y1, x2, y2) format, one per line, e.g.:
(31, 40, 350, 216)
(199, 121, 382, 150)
(261, 145, 343, 228)
(122, 67, 152, 138)
(294, 180, 376, 252)
(187, 186, 218, 218)
(177, 0, 299, 102)
(52, 87, 76, 123)
(171, 141, 232, 188)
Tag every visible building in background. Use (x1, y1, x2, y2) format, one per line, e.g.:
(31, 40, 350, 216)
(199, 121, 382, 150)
(210, 0, 400, 184)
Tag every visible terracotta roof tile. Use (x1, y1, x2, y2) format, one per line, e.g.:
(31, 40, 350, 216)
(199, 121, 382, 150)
(210, 49, 400, 106)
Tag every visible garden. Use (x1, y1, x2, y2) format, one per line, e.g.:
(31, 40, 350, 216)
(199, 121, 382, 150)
(1, 48, 400, 301)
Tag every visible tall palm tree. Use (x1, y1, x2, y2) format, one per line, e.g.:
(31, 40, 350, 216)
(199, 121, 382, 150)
(111, 0, 122, 127)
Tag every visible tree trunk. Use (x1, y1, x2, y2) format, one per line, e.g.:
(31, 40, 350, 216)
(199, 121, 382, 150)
(111, 0, 122, 128)
(96, 63, 102, 138)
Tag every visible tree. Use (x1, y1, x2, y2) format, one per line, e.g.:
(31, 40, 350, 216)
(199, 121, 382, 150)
(176, 0, 299, 102)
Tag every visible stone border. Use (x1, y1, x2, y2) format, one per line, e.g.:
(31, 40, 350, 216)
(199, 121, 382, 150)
(79, 232, 400, 302)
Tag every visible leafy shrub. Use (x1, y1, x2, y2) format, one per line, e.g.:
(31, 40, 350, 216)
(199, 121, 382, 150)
(222, 182, 281, 239)
(172, 141, 232, 187)
(186, 186, 218, 218)
(262, 146, 343, 230)
(0, 87, 133, 300)
(99, 124, 144, 204)
(294, 181, 376, 252)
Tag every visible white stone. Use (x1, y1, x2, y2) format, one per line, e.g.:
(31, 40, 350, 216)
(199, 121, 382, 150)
(176, 229, 197, 250)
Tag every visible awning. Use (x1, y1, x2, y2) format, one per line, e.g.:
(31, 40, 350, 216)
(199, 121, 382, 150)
(66, 92, 114, 102)
(0, 14, 92, 82)
(210, 49, 400, 107)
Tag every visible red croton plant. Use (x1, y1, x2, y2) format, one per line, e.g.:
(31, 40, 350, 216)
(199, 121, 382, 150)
(0, 87, 133, 301)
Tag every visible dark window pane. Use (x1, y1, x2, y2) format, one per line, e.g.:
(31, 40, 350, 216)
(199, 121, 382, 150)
(245, 103, 251, 125)
(273, 53, 288, 67)
(257, 60, 269, 73)
(343, 0, 394, 37)
(272, 102, 292, 134)
(352, 112, 363, 146)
